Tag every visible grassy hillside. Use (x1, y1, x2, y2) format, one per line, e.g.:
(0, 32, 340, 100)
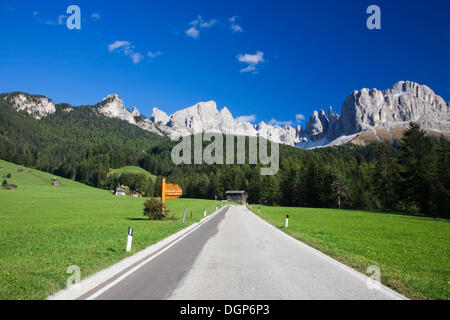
(109, 166, 157, 182)
(249, 205, 450, 300)
(0, 159, 217, 300)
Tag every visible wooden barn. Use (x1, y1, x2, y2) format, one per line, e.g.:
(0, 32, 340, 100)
(225, 191, 248, 204)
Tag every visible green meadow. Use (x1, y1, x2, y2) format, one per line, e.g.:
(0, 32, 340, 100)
(0, 160, 217, 300)
(249, 205, 450, 300)
(109, 166, 157, 182)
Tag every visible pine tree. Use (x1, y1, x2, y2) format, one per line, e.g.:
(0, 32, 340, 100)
(431, 135, 450, 217)
(372, 143, 400, 210)
(399, 123, 434, 214)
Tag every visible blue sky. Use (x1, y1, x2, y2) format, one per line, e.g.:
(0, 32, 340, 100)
(1, 0, 449, 126)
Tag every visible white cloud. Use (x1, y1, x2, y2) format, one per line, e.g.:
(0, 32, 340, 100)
(130, 52, 144, 64)
(91, 13, 101, 20)
(229, 16, 243, 33)
(190, 15, 217, 28)
(201, 19, 217, 28)
(108, 41, 132, 52)
(57, 15, 67, 25)
(189, 15, 202, 26)
(147, 51, 164, 58)
(296, 114, 305, 122)
(269, 118, 292, 126)
(236, 51, 264, 73)
(186, 15, 217, 39)
(237, 51, 264, 64)
(32, 11, 58, 26)
(231, 24, 243, 33)
(240, 65, 256, 73)
(236, 115, 256, 123)
(108, 41, 144, 64)
(186, 27, 200, 39)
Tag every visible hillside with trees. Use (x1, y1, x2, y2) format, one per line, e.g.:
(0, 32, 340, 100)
(1, 99, 449, 218)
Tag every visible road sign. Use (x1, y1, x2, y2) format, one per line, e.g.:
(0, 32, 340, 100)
(161, 178, 182, 204)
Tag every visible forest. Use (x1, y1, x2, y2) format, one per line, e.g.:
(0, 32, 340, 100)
(1, 97, 449, 218)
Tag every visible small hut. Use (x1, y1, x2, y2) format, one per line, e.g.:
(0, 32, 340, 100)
(17, 168, 24, 173)
(115, 187, 126, 196)
(225, 191, 248, 204)
(131, 191, 142, 198)
(3, 184, 17, 190)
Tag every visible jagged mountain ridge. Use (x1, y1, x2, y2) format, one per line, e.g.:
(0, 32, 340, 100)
(2, 81, 449, 149)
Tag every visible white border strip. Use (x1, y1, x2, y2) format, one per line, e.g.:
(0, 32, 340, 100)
(245, 206, 408, 300)
(48, 206, 226, 300)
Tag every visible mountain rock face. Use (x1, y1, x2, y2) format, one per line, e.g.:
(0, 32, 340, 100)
(2, 81, 448, 149)
(97, 94, 137, 125)
(297, 81, 449, 148)
(335, 80, 449, 137)
(151, 107, 170, 124)
(2, 93, 56, 120)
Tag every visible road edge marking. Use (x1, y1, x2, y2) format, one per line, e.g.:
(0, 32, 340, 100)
(47, 206, 227, 300)
(245, 206, 408, 300)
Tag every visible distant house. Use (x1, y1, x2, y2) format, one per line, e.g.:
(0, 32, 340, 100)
(52, 180, 61, 186)
(131, 191, 142, 198)
(115, 187, 126, 196)
(17, 168, 24, 173)
(3, 184, 17, 190)
(225, 191, 248, 204)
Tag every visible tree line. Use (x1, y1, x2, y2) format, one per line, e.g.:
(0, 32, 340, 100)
(1, 97, 448, 218)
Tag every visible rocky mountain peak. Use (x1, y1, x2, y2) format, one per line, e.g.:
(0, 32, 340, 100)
(2, 92, 56, 120)
(151, 107, 170, 124)
(2, 81, 447, 150)
(131, 107, 140, 117)
(305, 110, 323, 136)
(98, 94, 136, 124)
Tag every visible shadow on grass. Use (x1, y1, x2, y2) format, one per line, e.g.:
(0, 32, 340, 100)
(126, 215, 180, 221)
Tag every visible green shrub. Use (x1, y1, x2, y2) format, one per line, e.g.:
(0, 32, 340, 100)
(2, 179, 7, 186)
(143, 198, 167, 220)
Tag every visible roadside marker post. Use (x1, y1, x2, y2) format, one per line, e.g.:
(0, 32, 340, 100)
(126, 227, 133, 252)
(182, 209, 186, 222)
(204, 208, 206, 217)
(190, 211, 193, 219)
(285, 215, 289, 228)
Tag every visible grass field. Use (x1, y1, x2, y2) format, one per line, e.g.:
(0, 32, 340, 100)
(109, 166, 157, 182)
(248, 205, 450, 300)
(0, 160, 218, 300)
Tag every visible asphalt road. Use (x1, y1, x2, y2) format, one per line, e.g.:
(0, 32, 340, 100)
(86, 205, 404, 300)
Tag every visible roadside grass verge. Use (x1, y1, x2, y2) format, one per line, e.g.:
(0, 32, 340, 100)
(248, 205, 450, 300)
(0, 159, 217, 300)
